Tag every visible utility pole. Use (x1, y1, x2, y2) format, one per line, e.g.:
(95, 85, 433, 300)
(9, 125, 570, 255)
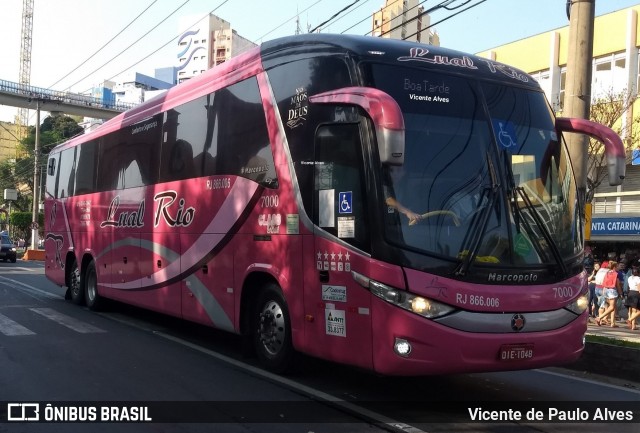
(30, 101, 40, 250)
(563, 0, 595, 204)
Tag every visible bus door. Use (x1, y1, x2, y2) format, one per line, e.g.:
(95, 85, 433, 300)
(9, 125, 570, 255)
(305, 122, 374, 370)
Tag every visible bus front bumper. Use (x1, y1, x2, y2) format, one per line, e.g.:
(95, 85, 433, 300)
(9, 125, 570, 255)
(370, 296, 587, 376)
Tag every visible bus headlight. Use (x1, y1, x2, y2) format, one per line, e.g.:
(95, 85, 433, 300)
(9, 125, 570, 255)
(369, 279, 455, 319)
(565, 294, 589, 315)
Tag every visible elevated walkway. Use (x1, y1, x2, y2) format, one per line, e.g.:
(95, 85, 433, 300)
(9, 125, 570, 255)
(0, 78, 135, 119)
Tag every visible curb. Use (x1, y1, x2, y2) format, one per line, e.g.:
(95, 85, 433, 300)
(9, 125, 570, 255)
(563, 342, 640, 383)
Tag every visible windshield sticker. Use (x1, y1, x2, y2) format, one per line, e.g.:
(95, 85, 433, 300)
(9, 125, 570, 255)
(339, 191, 352, 214)
(398, 47, 477, 70)
(514, 233, 533, 256)
(492, 119, 518, 150)
(337, 216, 355, 238)
(404, 78, 450, 103)
(286, 87, 308, 129)
(397, 48, 529, 83)
(319, 189, 335, 227)
(480, 59, 529, 83)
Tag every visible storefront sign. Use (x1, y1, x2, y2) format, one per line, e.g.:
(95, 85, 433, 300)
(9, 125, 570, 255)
(590, 217, 640, 236)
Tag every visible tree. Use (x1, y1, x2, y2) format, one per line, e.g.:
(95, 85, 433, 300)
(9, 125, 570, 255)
(10, 211, 44, 242)
(0, 114, 83, 216)
(584, 88, 640, 202)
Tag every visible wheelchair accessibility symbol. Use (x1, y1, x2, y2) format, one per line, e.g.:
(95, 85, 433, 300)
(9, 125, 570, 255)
(339, 191, 352, 214)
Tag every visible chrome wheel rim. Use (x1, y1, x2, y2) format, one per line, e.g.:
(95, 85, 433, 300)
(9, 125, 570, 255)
(258, 300, 285, 356)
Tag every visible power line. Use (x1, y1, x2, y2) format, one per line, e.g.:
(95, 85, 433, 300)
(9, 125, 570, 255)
(342, 0, 404, 35)
(254, 0, 326, 42)
(100, 0, 232, 86)
(309, 0, 363, 33)
(403, 0, 487, 41)
(377, 0, 456, 39)
(324, 0, 375, 31)
(48, 0, 159, 90)
(65, 0, 192, 93)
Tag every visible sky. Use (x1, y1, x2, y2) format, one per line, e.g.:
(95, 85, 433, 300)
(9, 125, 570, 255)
(1, 0, 640, 123)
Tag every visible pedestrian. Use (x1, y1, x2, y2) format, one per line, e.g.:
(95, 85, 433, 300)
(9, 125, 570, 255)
(587, 262, 600, 318)
(593, 261, 609, 321)
(595, 261, 623, 328)
(583, 252, 594, 275)
(625, 266, 640, 331)
(616, 260, 628, 322)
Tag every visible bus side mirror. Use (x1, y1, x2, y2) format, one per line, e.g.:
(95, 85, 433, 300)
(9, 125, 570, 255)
(309, 87, 405, 165)
(556, 117, 626, 186)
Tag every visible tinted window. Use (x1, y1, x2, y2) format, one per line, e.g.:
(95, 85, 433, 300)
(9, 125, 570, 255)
(267, 56, 353, 216)
(97, 115, 162, 191)
(57, 148, 77, 198)
(75, 140, 98, 195)
(45, 154, 59, 199)
(160, 77, 276, 187)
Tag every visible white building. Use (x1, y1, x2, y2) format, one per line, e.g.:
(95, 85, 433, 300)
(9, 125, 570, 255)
(176, 14, 256, 84)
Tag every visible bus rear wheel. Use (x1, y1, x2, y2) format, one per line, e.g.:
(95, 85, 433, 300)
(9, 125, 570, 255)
(84, 260, 103, 311)
(68, 260, 84, 305)
(254, 284, 294, 374)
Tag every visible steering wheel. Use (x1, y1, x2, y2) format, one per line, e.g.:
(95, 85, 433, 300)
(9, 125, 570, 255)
(409, 210, 461, 226)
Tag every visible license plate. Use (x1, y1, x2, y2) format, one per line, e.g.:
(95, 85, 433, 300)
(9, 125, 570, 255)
(499, 343, 534, 361)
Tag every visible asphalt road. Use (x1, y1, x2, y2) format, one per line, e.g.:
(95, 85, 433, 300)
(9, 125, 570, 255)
(1, 260, 639, 433)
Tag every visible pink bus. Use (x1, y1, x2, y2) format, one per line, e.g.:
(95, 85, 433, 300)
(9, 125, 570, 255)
(44, 35, 625, 375)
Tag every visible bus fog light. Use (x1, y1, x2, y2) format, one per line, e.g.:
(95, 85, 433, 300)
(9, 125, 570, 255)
(394, 338, 412, 357)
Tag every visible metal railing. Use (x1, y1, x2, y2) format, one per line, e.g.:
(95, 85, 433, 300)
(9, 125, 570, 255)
(592, 191, 640, 214)
(0, 79, 136, 112)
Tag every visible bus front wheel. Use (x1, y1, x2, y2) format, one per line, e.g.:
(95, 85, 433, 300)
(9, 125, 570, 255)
(68, 260, 84, 305)
(254, 284, 294, 374)
(84, 260, 103, 311)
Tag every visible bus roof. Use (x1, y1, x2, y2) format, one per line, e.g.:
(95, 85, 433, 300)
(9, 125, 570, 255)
(51, 34, 539, 154)
(260, 33, 539, 90)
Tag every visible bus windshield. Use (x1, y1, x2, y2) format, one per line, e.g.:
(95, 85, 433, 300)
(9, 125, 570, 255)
(372, 64, 580, 267)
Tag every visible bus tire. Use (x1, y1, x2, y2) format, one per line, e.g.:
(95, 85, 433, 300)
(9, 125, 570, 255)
(68, 260, 84, 305)
(254, 284, 294, 374)
(84, 260, 103, 311)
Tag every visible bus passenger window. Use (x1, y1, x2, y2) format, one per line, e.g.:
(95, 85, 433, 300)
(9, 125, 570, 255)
(215, 78, 277, 188)
(57, 148, 76, 198)
(45, 155, 58, 199)
(74, 140, 98, 195)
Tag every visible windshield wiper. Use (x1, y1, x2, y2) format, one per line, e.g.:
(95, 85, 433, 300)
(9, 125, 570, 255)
(513, 186, 567, 275)
(454, 185, 497, 276)
(454, 151, 498, 276)
(500, 151, 567, 274)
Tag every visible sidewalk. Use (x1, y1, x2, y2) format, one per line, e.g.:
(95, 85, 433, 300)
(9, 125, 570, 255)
(564, 318, 640, 383)
(585, 318, 640, 343)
